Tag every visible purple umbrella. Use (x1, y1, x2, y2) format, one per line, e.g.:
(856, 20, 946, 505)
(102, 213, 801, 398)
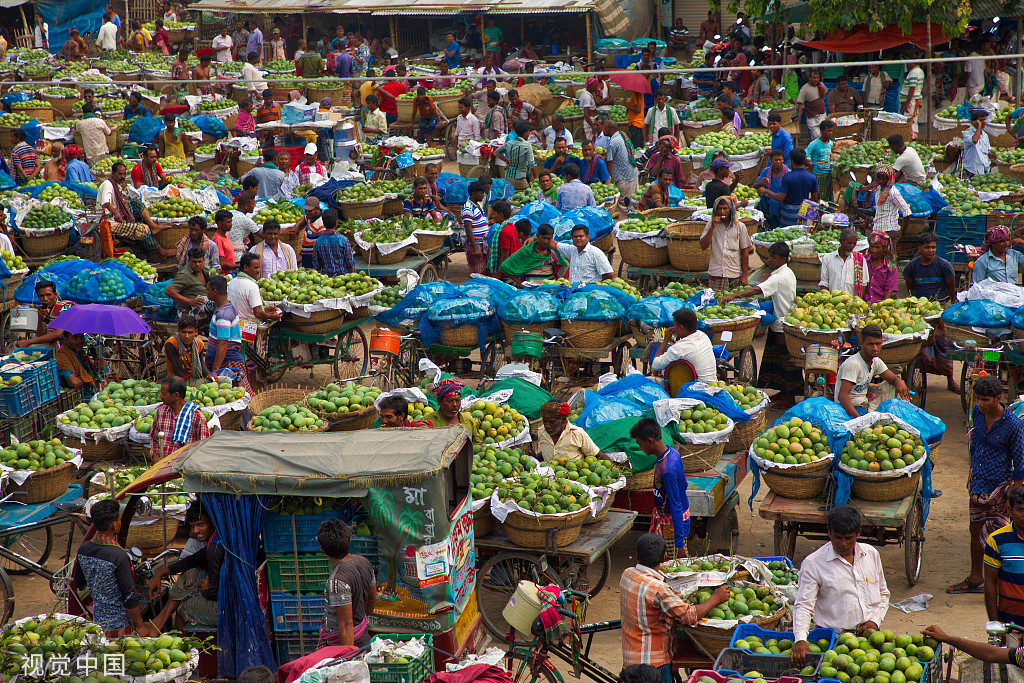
(48, 304, 151, 335)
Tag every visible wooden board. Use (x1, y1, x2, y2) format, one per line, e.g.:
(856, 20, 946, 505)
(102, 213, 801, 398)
(476, 509, 638, 562)
(758, 491, 916, 528)
(614, 451, 748, 519)
(0, 484, 81, 531)
(353, 247, 451, 278)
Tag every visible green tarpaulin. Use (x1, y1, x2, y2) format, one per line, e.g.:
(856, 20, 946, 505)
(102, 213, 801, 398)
(485, 377, 554, 421)
(586, 410, 673, 473)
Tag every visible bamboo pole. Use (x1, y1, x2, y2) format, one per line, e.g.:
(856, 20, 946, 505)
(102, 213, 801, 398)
(1018, 15, 1022, 108)
(926, 11, 932, 144)
(586, 11, 593, 66)
(390, 16, 397, 55)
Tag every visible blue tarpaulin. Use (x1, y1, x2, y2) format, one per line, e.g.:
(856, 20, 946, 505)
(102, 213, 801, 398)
(35, 0, 107, 55)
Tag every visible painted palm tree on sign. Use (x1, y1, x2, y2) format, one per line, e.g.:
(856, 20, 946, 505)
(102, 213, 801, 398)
(365, 488, 427, 597)
(391, 506, 426, 596)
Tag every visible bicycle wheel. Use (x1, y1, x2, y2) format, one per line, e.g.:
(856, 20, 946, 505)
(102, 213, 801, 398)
(736, 347, 758, 385)
(334, 327, 368, 380)
(504, 648, 563, 683)
(557, 550, 611, 597)
(0, 526, 52, 576)
(478, 552, 562, 641)
(961, 362, 971, 415)
(0, 566, 13, 624)
(904, 357, 926, 410)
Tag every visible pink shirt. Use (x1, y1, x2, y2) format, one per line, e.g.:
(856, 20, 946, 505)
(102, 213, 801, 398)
(866, 258, 897, 303)
(236, 109, 256, 136)
(211, 233, 235, 267)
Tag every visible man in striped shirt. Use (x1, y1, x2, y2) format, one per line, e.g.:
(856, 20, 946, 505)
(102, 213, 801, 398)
(495, 120, 535, 190)
(10, 130, 39, 185)
(462, 181, 489, 275)
(985, 486, 1024, 625)
(620, 533, 730, 680)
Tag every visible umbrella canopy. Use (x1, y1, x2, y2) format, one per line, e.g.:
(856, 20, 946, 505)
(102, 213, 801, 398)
(609, 71, 653, 95)
(48, 304, 151, 335)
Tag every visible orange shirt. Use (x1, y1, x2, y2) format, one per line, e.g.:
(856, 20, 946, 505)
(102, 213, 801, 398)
(628, 92, 644, 129)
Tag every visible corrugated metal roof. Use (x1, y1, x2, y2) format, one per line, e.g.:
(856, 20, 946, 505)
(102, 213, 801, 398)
(195, 0, 594, 14)
(192, 0, 346, 11)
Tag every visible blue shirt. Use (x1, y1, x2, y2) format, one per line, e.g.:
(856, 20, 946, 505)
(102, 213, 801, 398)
(756, 164, 788, 216)
(335, 51, 353, 78)
(963, 128, 992, 176)
(779, 167, 817, 207)
(653, 446, 690, 546)
(312, 230, 354, 276)
(694, 69, 715, 91)
(579, 157, 610, 184)
(65, 158, 94, 184)
(771, 128, 793, 166)
(973, 250, 1024, 285)
(445, 41, 461, 69)
(542, 153, 581, 177)
(642, 78, 661, 111)
(123, 105, 151, 119)
(970, 405, 1024, 495)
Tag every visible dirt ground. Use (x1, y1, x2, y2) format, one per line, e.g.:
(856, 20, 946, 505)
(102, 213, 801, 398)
(8, 221, 992, 681)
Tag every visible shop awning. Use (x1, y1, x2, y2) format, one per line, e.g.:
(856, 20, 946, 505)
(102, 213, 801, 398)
(799, 23, 955, 52)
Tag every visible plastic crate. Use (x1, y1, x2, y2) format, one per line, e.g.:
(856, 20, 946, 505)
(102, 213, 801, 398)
(350, 533, 380, 571)
(688, 672, 801, 683)
(35, 396, 61, 431)
(1, 347, 54, 363)
(367, 634, 434, 683)
(59, 386, 86, 412)
(273, 631, 323, 665)
(920, 643, 943, 683)
(267, 554, 334, 593)
(714, 648, 823, 681)
(0, 380, 33, 418)
(751, 556, 795, 569)
(270, 591, 326, 631)
(730, 625, 836, 653)
(935, 210, 986, 239)
(263, 502, 355, 553)
(33, 359, 58, 403)
(0, 414, 37, 444)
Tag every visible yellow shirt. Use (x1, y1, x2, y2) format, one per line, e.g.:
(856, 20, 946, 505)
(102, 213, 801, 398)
(432, 411, 476, 434)
(162, 129, 185, 158)
(538, 423, 601, 462)
(358, 80, 376, 106)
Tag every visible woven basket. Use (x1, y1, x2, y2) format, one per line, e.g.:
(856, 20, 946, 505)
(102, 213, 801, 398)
(783, 323, 845, 361)
(436, 96, 461, 119)
(381, 197, 404, 216)
(441, 325, 481, 347)
(945, 323, 995, 348)
(21, 230, 71, 256)
(624, 467, 655, 490)
(593, 232, 614, 253)
(871, 118, 912, 142)
(640, 206, 697, 221)
(682, 606, 787, 660)
(563, 319, 618, 349)
(841, 463, 921, 502)
(904, 216, 928, 236)
(284, 308, 347, 335)
(12, 106, 54, 123)
(307, 86, 347, 104)
(474, 507, 495, 537)
(1009, 164, 1024, 183)
(761, 457, 832, 500)
(617, 237, 669, 268)
(415, 232, 447, 254)
(303, 397, 379, 432)
(0, 125, 19, 152)
(6, 462, 76, 504)
(126, 517, 181, 549)
(676, 440, 725, 473)
(195, 157, 217, 172)
(155, 224, 188, 251)
(584, 502, 612, 524)
(734, 165, 760, 186)
(42, 95, 77, 118)
(368, 244, 409, 265)
(724, 407, 766, 453)
(248, 386, 311, 416)
(667, 235, 710, 272)
(874, 336, 924, 365)
(502, 507, 591, 548)
(934, 123, 967, 145)
(501, 321, 550, 342)
(340, 201, 384, 221)
(220, 409, 244, 431)
(991, 131, 1017, 148)
(397, 98, 415, 123)
(789, 253, 822, 282)
(705, 317, 759, 352)
(828, 112, 866, 139)
(766, 107, 795, 124)
(66, 437, 124, 463)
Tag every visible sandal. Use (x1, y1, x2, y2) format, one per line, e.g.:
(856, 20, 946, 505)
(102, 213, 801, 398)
(946, 578, 984, 594)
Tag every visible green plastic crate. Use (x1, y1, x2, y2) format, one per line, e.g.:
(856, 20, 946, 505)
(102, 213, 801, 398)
(267, 554, 333, 593)
(367, 634, 434, 683)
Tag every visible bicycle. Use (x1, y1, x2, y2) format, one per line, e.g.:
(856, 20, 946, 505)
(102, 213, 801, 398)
(958, 338, 1009, 420)
(368, 329, 429, 392)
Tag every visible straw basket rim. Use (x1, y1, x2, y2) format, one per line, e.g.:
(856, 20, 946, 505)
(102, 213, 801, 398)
(20, 230, 71, 256)
(838, 461, 922, 501)
(302, 395, 378, 423)
(6, 461, 77, 504)
(562, 319, 619, 349)
(640, 206, 699, 221)
(282, 308, 348, 335)
(248, 386, 312, 415)
(617, 237, 669, 268)
(502, 506, 591, 548)
(760, 455, 833, 499)
(682, 606, 787, 659)
(724, 408, 767, 453)
(624, 467, 655, 490)
(65, 437, 124, 463)
(125, 516, 181, 548)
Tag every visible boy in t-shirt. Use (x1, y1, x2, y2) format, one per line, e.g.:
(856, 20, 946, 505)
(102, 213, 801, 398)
(903, 233, 959, 394)
(805, 120, 835, 202)
(835, 324, 910, 418)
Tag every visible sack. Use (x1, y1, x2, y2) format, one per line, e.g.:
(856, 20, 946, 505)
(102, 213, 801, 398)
(559, 290, 626, 322)
(941, 299, 1014, 328)
(626, 296, 687, 328)
(513, 201, 561, 231)
(596, 374, 669, 411)
(498, 290, 560, 324)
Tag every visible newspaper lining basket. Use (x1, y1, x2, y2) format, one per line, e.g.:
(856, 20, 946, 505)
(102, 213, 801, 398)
(563, 319, 618, 349)
(502, 507, 591, 548)
(617, 237, 669, 268)
(761, 457, 832, 499)
(6, 461, 76, 504)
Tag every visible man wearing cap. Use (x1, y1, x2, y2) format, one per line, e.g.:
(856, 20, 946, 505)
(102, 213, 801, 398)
(536, 401, 607, 463)
(64, 145, 94, 185)
(431, 379, 476, 431)
(269, 28, 286, 61)
(291, 143, 325, 188)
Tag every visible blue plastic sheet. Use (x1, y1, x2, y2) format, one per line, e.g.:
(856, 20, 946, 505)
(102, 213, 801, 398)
(142, 281, 176, 322)
(498, 290, 560, 324)
(574, 390, 645, 429)
(20, 180, 98, 201)
(35, 0, 106, 55)
(65, 265, 142, 304)
(559, 290, 625, 322)
(443, 178, 470, 205)
(941, 299, 1015, 328)
(455, 277, 517, 307)
(513, 201, 561, 231)
(1013, 305, 1024, 331)
(15, 259, 94, 304)
(895, 183, 934, 218)
(875, 398, 945, 446)
(490, 179, 514, 203)
(374, 282, 455, 328)
(625, 296, 686, 328)
(576, 283, 637, 313)
(676, 381, 751, 423)
(427, 296, 495, 328)
(189, 115, 228, 139)
(597, 374, 669, 411)
(129, 117, 165, 144)
(562, 206, 614, 242)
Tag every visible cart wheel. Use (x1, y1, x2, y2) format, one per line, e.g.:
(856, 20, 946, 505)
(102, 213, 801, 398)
(467, 166, 489, 179)
(484, 339, 506, 380)
(444, 122, 458, 161)
(557, 550, 611, 597)
(904, 495, 924, 586)
(0, 566, 13, 625)
(259, 364, 288, 386)
(0, 526, 52, 576)
(504, 648, 562, 683)
(736, 347, 757, 385)
(613, 341, 634, 376)
(617, 260, 625, 279)
(478, 552, 562, 642)
(773, 520, 797, 559)
(418, 263, 438, 283)
(334, 327, 368, 380)
(904, 356, 927, 410)
(961, 361, 971, 415)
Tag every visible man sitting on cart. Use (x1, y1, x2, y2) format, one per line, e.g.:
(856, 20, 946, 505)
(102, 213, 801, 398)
(56, 332, 103, 397)
(500, 224, 568, 285)
(620, 533, 730, 681)
(16, 279, 73, 350)
(835, 324, 911, 418)
(151, 376, 211, 460)
(148, 500, 225, 632)
(378, 395, 433, 428)
(791, 505, 890, 664)
(431, 378, 476, 430)
(536, 400, 607, 463)
(650, 308, 717, 383)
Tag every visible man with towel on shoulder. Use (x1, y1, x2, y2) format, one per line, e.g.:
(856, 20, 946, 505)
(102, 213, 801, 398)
(535, 401, 608, 463)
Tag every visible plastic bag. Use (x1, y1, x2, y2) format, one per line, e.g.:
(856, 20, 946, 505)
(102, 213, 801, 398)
(129, 116, 165, 144)
(1014, 305, 1024, 331)
(875, 398, 945, 446)
(513, 201, 561, 231)
(375, 282, 455, 328)
(771, 397, 852, 445)
(562, 206, 615, 242)
(98, 260, 149, 296)
(15, 259, 93, 304)
(142, 281, 176, 322)
(625, 296, 686, 328)
(426, 296, 495, 328)
(941, 299, 1014, 328)
(489, 179, 514, 203)
(64, 266, 140, 304)
(576, 283, 638, 312)
(188, 115, 228, 139)
(559, 290, 626, 322)
(574, 390, 645, 430)
(456, 277, 517, 307)
(676, 381, 751, 423)
(596, 374, 669, 411)
(443, 178, 470, 205)
(498, 290, 560, 324)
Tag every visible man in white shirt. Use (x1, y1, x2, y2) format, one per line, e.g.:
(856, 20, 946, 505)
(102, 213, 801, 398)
(33, 16, 48, 49)
(791, 505, 890, 664)
(97, 13, 118, 51)
(542, 115, 574, 150)
(227, 192, 262, 261)
(227, 252, 282, 324)
(962, 109, 992, 177)
(835, 324, 910, 417)
(650, 308, 717, 382)
(966, 51, 986, 98)
(455, 98, 481, 145)
(248, 221, 296, 277)
(819, 228, 868, 295)
(643, 91, 681, 144)
(552, 225, 613, 283)
(888, 134, 926, 185)
(212, 28, 233, 63)
(241, 53, 268, 95)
